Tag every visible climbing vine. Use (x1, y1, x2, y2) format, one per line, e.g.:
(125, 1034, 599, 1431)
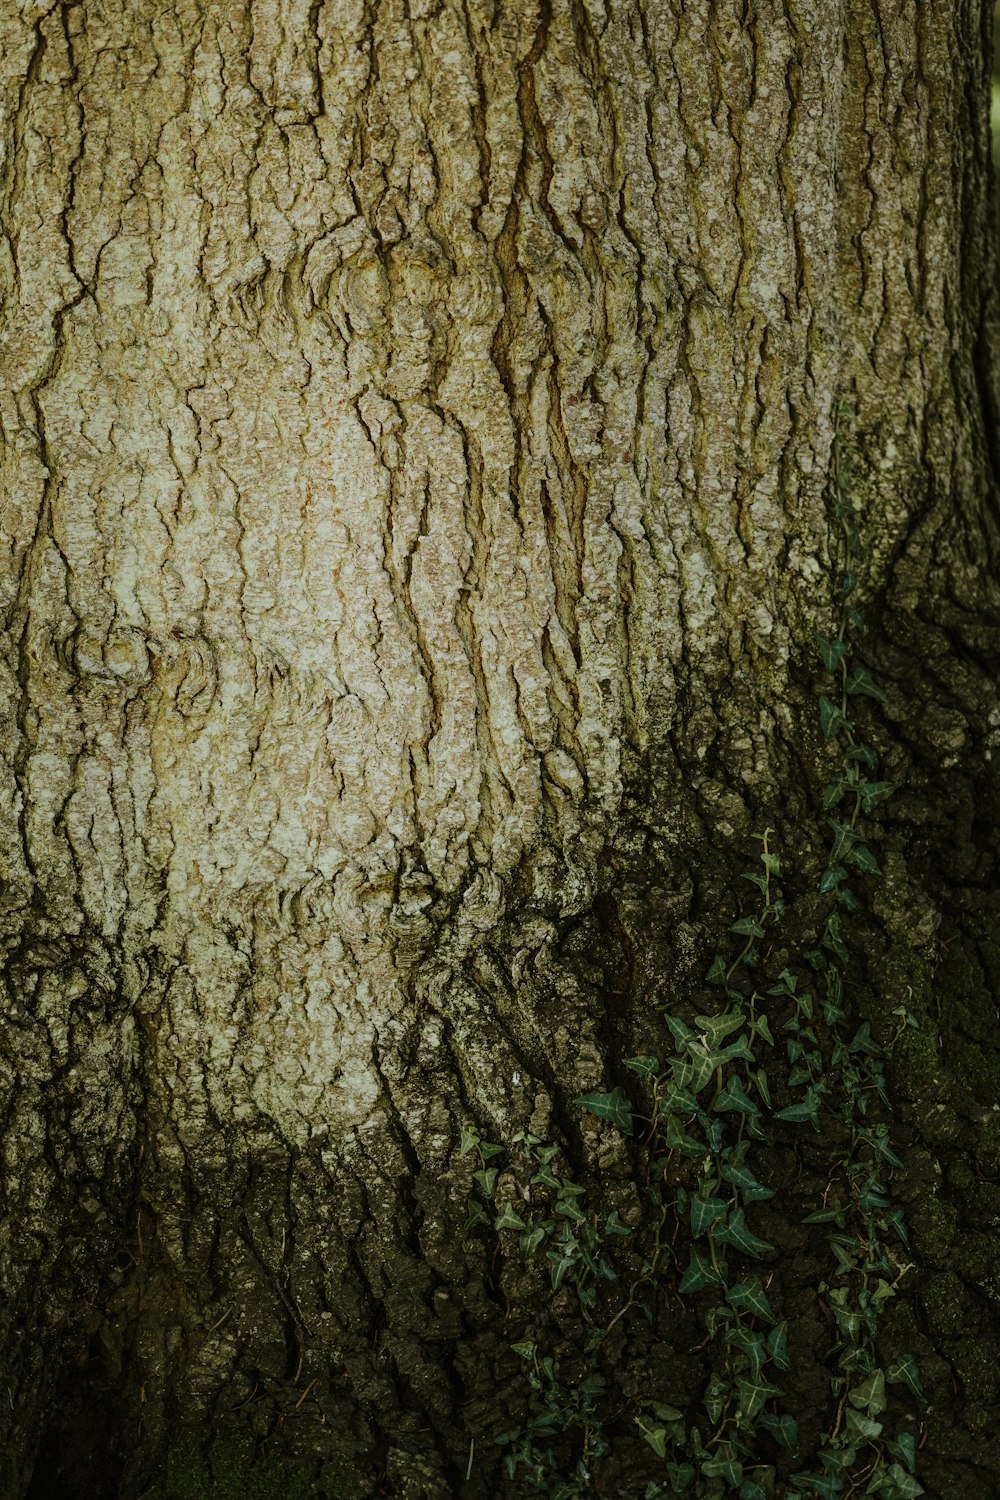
(459, 408, 924, 1498)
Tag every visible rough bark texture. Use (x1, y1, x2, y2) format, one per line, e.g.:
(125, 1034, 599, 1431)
(1, 0, 999, 1496)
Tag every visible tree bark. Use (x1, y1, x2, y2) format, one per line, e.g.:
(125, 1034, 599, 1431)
(1, 0, 998, 1495)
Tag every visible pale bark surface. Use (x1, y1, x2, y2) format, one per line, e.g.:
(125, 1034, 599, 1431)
(1, 1, 998, 1495)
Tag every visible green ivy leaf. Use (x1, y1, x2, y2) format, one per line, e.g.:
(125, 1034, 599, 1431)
(678, 1045, 718, 1094)
(636, 1420, 668, 1458)
(791, 1471, 845, 1498)
(690, 1194, 728, 1237)
(846, 742, 879, 770)
(520, 1223, 547, 1256)
(706, 953, 728, 985)
(886, 1354, 925, 1401)
(658, 1082, 697, 1114)
(759, 1411, 798, 1451)
(819, 696, 852, 740)
(702, 1372, 731, 1424)
(495, 1204, 527, 1231)
(546, 1240, 579, 1289)
(766, 1320, 790, 1371)
(473, 1168, 498, 1197)
(739, 1481, 768, 1500)
(721, 1161, 775, 1203)
(859, 780, 897, 812)
(464, 1197, 489, 1230)
(679, 1246, 725, 1294)
(845, 667, 886, 702)
(876, 1466, 924, 1498)
(844, 1406, 882, 1442)
(776, 1089, 822, 1128)
(555, 1195, 587, 1223)
(624, 1054, 660, 1079)
(694, 1010, 746, 1047)
(664, 1013, 694, 1045)
(820, 866, 848, 893)
(734, 1374, 783, 1421)
(716, 1207, 774, 1258)
(822, 912, 849, 964)
(816, 632, 848, 671)
(888, 1432, 918, 1473)
(848, 844, 881, 875)
(714, 1076, 759, 1117)
(730, 917, 766, 939)
(574, 1086, 634, 1136)
(726, 1277, 775, 1323)
(728, 1326, 767, 1378)
(752, 1014, 775, 1046)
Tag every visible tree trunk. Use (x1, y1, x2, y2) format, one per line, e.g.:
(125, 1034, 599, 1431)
(1, 1, 998, 1495)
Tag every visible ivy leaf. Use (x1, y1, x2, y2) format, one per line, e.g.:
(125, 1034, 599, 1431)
(464, 1197, 489, 1230)
(546, 1240, 579, 1289)
(716, 1207, 774, 1258)
(844, 1407, 882, 1443)
(776, 1083, 822, 1126)
(822, 913, 849, 965)
(791, 1472, 845, 1498)
(848, 844, 881, 875)
(679, 1045, 719, 1094)
(886, 1355, 925, 1400)
(766, 1320, 790, 1371)
(690, 1195, 729, 1237)
(721, 1161, 775, 1203)
(752, 1014, 775, 1046)
(820, 866, 848, 893)
(827, 820, 859, 862)
(706, 954, 728, 986)
(819, 696, 852, 740)
(702, 1372, 731, 1424)
(739, 1482, 768, 1500)
(665, 1014, 695, 1050)
(734, 1374, 783, 1421)
(845, 745, 878, 775)
(695, 1010, 746, 1047)
(624, 1054, 660, 1079)
(637, 1421, 668, 1458)
(473, 1168, 498, 1197)
(889, 1432, 918, 1473)
(714, 1076, 759, 1117)
(726, 1278, 775, 1323)
(728, 1325, 767, 1378)
(555, 1195, 587, 1223)
(816, 632, 848, 671)
(859, 779, 897, 812)
(876, 1467, 924, 1498)
(679, 1246, 725, 1293)
(845, 667, 886, 702)
(574, 1087, 634, 1136)
(731, 917, 766, 938)
(658, 1082, 697, 1114)
(759, 1411, 798, 1450)
(495, 1204, 527, 1231)
(520, 1223, 547, 1256)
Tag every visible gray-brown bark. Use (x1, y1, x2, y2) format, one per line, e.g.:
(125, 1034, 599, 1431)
(1, 0, 999, 1495)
